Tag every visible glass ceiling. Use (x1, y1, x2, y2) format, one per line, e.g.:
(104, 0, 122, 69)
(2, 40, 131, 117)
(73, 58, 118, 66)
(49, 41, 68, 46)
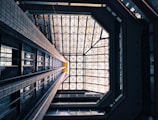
(51, 14, 109, 93)
(32, 14, 110, 93)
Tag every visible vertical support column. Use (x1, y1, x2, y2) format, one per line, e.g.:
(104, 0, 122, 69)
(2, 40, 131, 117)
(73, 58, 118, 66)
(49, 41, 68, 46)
(114, 20, 121, 97)
(0, 33, 1, 76)
(35, 49, 38, 72)
(18, 44, 22, 76)
(21, 44, 24, 75)
(42, 53, 45, 71)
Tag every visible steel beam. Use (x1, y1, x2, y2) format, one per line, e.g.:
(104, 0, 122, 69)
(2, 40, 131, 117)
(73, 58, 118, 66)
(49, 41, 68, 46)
(18, 0, 108, 4)
(19, 4, 94, 14)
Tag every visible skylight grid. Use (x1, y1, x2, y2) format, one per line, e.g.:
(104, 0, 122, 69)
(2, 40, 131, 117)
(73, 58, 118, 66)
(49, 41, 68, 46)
(50, 14, 110, 93)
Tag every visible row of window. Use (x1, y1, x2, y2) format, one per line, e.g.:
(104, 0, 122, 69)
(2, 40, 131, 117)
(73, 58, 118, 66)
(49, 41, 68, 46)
(0, 45, 62, 76)
(23, 50, 62, 72)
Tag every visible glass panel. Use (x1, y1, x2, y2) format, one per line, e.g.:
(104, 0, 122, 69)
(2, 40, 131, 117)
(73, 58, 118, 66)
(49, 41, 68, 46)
(77, 83, 83, 90)
(101, 29, 109, 38)
(85, 77, 97, 84)
(87, 16, 94, 27)
(62, 15, 69, 27)
(70, 63, 76, 68)
(63, 83, 69, 90)
(100, 78, 109, 85)
(70, 83, 76, 90)
(79, 16, 87, 26)
(77, 56, 83, 61)
(97, 85, 109, 93)
(63, 27, 69, 34)
(85, 63, 97, 69)
(70, 56, 76, 61)
(70, 70, 76, 75)
(95, 39, 109, 47)
(70, 76, 76, 82)
(77, 63, 83, 68)
(77, 70, 83, 75)
(77, 77, 83, 82)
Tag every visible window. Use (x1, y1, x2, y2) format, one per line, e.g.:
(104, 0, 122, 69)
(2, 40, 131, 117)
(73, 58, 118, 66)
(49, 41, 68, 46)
(45, 55, 50, 69)
(0, 45, 12, 66)
(37, 52, 44, 71)
(24, 51, 34, 66)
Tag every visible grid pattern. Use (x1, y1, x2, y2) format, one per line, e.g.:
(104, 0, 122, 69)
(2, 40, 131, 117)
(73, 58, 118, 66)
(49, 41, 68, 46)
(50, 14, 110, 93)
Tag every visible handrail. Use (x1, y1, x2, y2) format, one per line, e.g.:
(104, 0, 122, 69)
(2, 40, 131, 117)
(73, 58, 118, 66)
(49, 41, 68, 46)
(26, 73, 67, 120)
(0, 67, 61, 86)
(0, 67, 64, 99)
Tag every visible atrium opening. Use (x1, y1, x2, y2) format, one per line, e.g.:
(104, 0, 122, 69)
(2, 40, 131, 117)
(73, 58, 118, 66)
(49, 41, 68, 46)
(0, 0, 158, 120)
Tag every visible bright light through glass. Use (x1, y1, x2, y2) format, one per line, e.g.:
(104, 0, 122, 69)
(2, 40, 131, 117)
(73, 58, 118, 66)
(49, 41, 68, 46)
(49, 14, 110, 93)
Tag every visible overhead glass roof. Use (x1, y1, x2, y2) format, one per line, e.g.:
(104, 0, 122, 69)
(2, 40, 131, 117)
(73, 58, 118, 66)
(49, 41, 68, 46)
(50, 14, 109, 93)
(31, 14, 110, 93)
